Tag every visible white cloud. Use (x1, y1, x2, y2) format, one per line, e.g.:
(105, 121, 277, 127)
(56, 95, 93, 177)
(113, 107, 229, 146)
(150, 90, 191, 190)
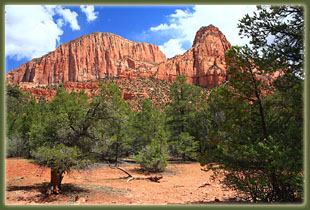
(5, 5, 83, 61)
(170, 9, 192, 19)
(150, 23, 179, 31)
(151, 5, 257, 58)
(159, 39, 186, 58)
(57, 18, 64, 27)
(80, 5, 98, 22)
(56, 6, 80, 30)
(5, 5, 63, 60)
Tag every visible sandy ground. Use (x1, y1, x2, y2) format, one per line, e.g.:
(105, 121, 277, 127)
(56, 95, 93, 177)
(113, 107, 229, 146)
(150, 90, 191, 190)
(5, 158, 248, 205)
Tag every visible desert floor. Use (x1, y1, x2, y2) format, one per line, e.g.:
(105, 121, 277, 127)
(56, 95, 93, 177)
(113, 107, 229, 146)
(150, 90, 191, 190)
(5, 158, 248, 205)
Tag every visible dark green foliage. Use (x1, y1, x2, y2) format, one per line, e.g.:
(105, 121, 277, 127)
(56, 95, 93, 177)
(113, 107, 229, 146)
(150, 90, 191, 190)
(92, 83, 132, 162)
(6, 84, 45, 158)
(171, 132, 198, 160)
(203, 80, 303, 202)
(26, 84, 128, 192)
(131, 99, 166, 151)
(238, 6, 304, 79)
(133, 99, 168, 172)
(198, 5, 304, 203)
(135, 138, 167, 173)
(28, 86, 97, 167)
(225, 46, 268, 138)
(30, 87, 84, 146)
(31, 144, 88, 173)
(165, 75, 205, 160)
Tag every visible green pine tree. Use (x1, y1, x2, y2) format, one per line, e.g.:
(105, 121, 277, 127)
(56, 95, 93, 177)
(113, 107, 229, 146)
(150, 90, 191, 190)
(199, 5, 304, 202)
(133, 99, 168, 172)
(165, 75, 204, 160)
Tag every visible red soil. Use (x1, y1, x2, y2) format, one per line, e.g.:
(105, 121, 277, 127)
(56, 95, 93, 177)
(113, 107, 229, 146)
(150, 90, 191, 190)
(5, 158, 246, 205)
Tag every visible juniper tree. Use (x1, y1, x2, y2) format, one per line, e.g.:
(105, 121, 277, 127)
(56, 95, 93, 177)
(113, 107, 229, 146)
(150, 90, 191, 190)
(29, 84, 115, 194)
(92, 83, 132, 162)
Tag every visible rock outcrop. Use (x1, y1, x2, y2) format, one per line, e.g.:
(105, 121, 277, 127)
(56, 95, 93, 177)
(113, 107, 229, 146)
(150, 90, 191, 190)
(7, 25, 231, 88)
(154, 25, 231, 87)
(7, 32, 166, 86)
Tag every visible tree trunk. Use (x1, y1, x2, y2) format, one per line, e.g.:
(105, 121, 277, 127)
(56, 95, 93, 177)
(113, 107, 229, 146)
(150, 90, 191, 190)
(182, 153, 186, 161)
(247, 59, 268, 139)
(115, 166, 163, 183)
(114, 140, 120, 163)
(49, 169, 64, 194)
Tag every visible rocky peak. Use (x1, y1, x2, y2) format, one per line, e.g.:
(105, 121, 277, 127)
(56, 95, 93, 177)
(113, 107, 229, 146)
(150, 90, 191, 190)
(192, 25, 231, 51)
(155, 25, 231, 87)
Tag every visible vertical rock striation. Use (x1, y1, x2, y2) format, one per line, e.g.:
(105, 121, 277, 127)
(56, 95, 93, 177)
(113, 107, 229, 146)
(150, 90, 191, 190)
(154, 25, 231, 87)
(7, 25, 232, 88)
(7, 32, 166, 86)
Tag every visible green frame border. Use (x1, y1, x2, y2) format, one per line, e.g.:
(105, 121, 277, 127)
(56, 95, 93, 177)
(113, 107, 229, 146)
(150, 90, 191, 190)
(0, 0, 308, 209)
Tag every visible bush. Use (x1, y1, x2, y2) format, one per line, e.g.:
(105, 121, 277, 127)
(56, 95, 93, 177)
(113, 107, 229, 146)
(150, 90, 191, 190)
(6, 135, 29, 158)
(169, 132, 198, 160)
(135, 139, 167, 173)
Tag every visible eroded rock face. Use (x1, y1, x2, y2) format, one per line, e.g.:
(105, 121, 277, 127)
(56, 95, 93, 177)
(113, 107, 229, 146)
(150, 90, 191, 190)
(154, 25, 231, 87)
(7, 32, 166, 86)
(7, 25, 231, 88)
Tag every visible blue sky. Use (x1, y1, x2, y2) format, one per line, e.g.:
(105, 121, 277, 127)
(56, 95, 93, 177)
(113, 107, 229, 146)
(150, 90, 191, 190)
(5, 5, 257, 73)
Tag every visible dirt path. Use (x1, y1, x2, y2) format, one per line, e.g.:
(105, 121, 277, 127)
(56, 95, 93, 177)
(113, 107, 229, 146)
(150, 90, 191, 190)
(5, 158, 245, 205)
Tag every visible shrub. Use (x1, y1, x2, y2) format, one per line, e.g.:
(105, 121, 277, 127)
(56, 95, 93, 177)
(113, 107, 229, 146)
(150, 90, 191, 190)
(6, 135, 28, 158)
(135, 139, 167, 172)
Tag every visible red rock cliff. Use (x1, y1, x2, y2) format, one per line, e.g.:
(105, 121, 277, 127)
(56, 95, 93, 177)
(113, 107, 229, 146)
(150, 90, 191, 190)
(7, 25, 231, 88)
(154, 25, 231, 87)
(7, 32, 166, 86)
